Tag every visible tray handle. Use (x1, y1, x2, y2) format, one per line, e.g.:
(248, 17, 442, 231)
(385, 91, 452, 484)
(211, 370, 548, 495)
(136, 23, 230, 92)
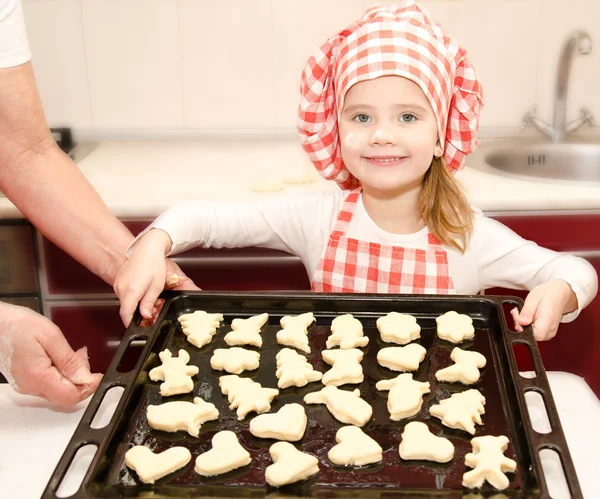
(498, 297, 583, 499)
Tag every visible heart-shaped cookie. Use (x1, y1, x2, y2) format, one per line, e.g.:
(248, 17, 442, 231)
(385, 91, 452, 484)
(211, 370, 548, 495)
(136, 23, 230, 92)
(249, 403, 307, 441)
(265, 441, 319, 487)
(399, 421, 454, 462)
(124, 446, 191, 484)
(328, 426, 382, 466)
(195, 430, 251, 476)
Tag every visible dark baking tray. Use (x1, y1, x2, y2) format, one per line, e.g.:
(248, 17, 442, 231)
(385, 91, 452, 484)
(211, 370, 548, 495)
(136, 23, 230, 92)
(43, 291, 582, 499)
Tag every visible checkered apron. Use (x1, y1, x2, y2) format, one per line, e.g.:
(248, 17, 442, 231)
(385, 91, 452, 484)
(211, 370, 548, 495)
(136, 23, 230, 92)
(312, 189, 455, 294)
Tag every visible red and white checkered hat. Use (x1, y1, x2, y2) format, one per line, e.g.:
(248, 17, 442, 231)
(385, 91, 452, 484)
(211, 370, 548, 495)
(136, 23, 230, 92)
(298, 0, 484, 190)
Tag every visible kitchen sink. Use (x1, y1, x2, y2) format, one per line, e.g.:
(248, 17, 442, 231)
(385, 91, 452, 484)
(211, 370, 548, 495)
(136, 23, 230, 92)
(467, 138, 600, 184)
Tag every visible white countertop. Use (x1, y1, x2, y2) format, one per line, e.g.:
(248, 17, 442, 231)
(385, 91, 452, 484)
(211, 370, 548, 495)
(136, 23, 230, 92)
(0, 372, 598, 498)
(2, 139, 600, 220)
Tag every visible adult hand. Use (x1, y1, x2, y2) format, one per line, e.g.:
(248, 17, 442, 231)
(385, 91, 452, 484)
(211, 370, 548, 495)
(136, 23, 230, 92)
(0, 302, 102, 407)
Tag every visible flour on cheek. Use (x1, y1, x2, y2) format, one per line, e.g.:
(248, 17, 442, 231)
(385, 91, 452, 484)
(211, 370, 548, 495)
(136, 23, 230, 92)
(342, 130, 367, 151)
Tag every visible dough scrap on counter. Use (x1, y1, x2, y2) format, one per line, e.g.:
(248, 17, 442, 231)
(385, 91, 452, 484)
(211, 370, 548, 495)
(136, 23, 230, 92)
(147, 397, 219, 437)
(328, 426, 383, 467)
(377, 343, 427, 372)
(399, 422, 454, 463)
(194, 430, 252, 476)
(375, 373, 430, 420)
(376, 312, 421, 345)
(249, 403, 307, 441)
(304, 386, 372, 426)
(224, 313, 269, 347)
(219, 374, 279, 420)
(275, 348, 322, 389)
(210, 347, 260, 374)
(148, 349, 199, 396)
(265, 441, 319, 487)
(125, 446, 191, 484)
(250, 180, 285, 192)
(321, 348, 364, 386)
(276, 312, 315, 353)
(326, 314, 369, 349)
(430, 389, 486, 434)
(436, 347, 487, 385)
(463, 436, 517, 490)
(436, 311, 475, 343)
(177, 310, 223, 348)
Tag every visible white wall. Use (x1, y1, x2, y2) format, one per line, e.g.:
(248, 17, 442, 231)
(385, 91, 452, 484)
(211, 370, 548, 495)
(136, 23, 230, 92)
(22, 0, 600, 136)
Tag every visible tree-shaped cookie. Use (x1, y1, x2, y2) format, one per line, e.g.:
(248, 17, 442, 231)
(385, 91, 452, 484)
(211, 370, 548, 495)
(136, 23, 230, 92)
(429, 389, 486, 434)
(276, 312, 315, 353)
(219, 374, 279, 420)
(328, 426, 383, 466)
(148, 349, 199, 396)
(210, 347, 260, 374)
(435, 347, 486, 384)
(375, 373, 430, 420)
(377, 343, 427, 372)
(265, 441, 319, 487)
(275, 348, 322, 389)
(326, 314, 369, 349)
(224, 312, 268, 347)
(125, 446, 191, 484)
(147, 397, 219, 437)
(249, 403, 307, 441)
(304, 386, 372, 426)
(322, 348, 364, 386)
(376, 312, 421, 345)
(436, 311, 475, 343)
(178, 310, 223, 348)
(399, 422, 454, 463)
(463, 435, 517, 490)
(194, 430, 251, 476)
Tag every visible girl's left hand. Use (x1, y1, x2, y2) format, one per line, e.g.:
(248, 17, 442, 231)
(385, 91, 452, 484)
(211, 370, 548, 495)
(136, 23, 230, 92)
(511, 279, 578, 341)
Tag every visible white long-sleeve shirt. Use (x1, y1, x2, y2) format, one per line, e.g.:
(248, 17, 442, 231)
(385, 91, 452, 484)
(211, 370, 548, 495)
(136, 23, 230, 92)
(145, 190, 598, 322)
(0, 1, 31, 68)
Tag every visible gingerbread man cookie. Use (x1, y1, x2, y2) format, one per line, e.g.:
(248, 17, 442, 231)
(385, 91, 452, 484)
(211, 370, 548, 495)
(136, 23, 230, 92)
(219, 374, 279, 420)
(326, 314, 369, 349)
(265, 442, 319, 487)
(178, 310, 223, 348)
(377, 343, 427, 372)
(435, 347, 486, 385)
(147, 397, 219, 437)
(194, 430, 251, 476)
(376, 312, 421, 345)
(328, 426, 383, 466)
(275, 348, 322, 389)
(249, 403, 307, 441)
(276, 312, 315, 353)
(375, 373, 430, 420)
(304, 386, 372, 426)
(224, 312, 268, 347)
(210, 347, 260, 374)
(148, 349, 199, 396)
(463, 435, 517, 490)
(436, 311, 475, 343)
(321, 348, 364, 386)
(429, 388, 486, 434)
(399, 421, 454, 463)
(125, 446, 191, 484)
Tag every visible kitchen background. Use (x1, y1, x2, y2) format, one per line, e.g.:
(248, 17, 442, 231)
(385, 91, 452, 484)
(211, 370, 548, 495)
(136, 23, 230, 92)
(22, 0, 600, 139)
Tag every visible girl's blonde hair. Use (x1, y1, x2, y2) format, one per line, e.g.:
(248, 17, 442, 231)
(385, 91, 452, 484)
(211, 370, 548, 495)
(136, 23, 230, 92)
(419, 157, 474, 253)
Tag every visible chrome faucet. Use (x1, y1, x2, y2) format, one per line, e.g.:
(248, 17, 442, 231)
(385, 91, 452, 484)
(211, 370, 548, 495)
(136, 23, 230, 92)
(522, 30, 595, 142)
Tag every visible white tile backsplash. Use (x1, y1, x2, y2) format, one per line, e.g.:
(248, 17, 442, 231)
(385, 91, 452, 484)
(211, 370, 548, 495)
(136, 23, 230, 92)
(20, 0, 600, 136)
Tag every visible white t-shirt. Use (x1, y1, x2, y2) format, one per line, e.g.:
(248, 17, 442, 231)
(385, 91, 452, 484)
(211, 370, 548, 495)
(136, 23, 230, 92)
(0, 0, 31, 68)
(144, 190, 598, 322)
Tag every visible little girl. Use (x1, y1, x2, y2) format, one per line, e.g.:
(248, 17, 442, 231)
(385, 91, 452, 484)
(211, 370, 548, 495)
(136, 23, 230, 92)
(114, 1, 597, 341)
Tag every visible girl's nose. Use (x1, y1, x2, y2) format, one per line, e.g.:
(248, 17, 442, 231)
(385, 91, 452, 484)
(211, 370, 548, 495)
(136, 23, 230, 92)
(369, 127, 396, 146)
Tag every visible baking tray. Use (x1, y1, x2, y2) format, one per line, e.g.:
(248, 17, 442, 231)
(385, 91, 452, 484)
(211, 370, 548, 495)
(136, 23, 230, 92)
(43, 291, 582, 499)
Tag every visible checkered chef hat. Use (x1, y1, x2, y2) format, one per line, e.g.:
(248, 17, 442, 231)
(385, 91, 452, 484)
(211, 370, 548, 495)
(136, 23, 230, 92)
(298, 0, 484, 189)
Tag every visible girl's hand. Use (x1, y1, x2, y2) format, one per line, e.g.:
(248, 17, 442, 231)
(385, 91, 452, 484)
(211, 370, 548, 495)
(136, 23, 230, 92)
(511, 279, 578, 341)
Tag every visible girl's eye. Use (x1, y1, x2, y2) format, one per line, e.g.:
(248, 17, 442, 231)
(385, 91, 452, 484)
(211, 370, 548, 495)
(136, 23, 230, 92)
(352, 114, 371, 123)
(399, 113, 417, 123)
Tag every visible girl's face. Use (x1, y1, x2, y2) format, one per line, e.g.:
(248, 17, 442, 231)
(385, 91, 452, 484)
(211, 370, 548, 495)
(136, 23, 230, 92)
(339, 76, 443, 194)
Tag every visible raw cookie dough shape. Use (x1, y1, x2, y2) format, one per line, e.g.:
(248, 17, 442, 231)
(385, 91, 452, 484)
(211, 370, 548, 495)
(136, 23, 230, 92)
(463, 435, 517, 490)
(328, 426, 383, 467)
(276, 312, 315, 353)
(194, 430, 252, 476)
(399, 421, 454, 463)
(436, 347, 487, 385)
(249, 403, 307, 441)
(430, 389, 486, 434)
(275, 348, 322, 389)
(327, 314, 369, 349)
(210, 347, 260, 374)
(147, 397, 219, 437)
(304, 386, 372, 426)
(177, 310, 223, 348)
(125, 446, 191, 484)
(224, 312, 269, 347)
(250, 179, 285, 192)
(375, 373, 430, 420)
(376, 312, 421, 345)
(436, 311, 475, 343)
(265, 441, 319, 487)
(321, 348, 364, 386)
(148, 349, 199, 396)
(377, 343, 427, 372)
(219, 374, 279, 420)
